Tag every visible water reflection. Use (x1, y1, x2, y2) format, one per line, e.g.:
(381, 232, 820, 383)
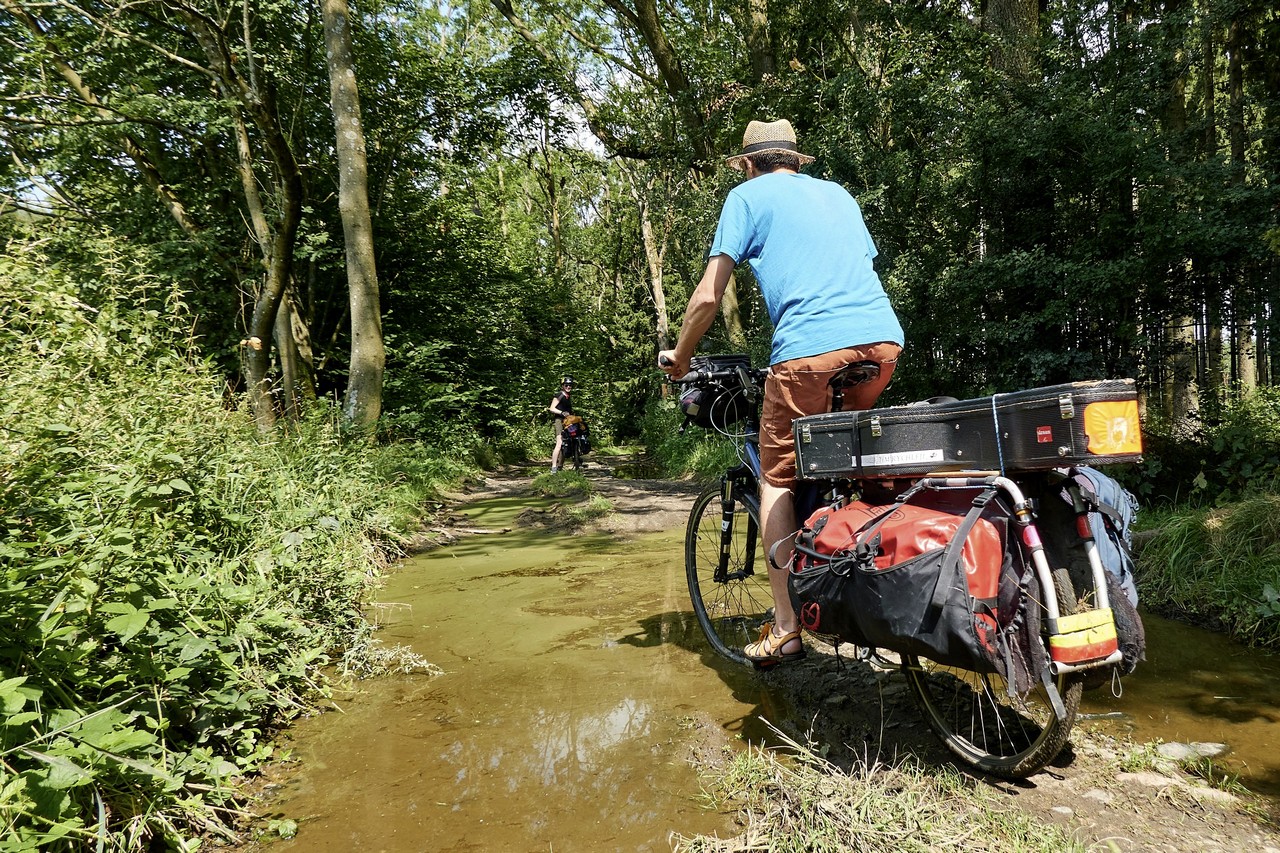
(255, 520, 756, 852)
(250, 493, 1280, 849)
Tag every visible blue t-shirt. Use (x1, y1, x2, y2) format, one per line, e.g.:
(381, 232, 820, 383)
(708, 172, 904, 365)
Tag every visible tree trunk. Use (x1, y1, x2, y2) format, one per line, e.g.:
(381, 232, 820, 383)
(323, 0, 385, 429)
(1166, 318, 1198, 421)
(742, 0, 776, 82)
(719, 274, 748, 349)
(1158, 0, 1199, 421)
(982, 0, 1041, 80)
(1226, 15, 1257, 391)
(1205, 299, 1224, 405)
(638, 194, 670, 352)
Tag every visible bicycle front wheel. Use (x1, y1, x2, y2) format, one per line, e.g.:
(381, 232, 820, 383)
(685, 482, 773, 664)
(902, 568, 1085, 778)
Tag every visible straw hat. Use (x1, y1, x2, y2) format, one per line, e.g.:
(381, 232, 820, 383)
(724, 119, 815, 171)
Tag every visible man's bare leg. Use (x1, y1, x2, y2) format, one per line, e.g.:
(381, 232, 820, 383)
(759, 481, 802, 651)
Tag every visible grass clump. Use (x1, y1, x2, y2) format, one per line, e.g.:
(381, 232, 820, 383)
(1137, 495, 1280, 648)
(0, 234, 461, 850)
(532, 469, 595, 498)
(566, 495, 614, 525)
(675, 730, 1082, 853)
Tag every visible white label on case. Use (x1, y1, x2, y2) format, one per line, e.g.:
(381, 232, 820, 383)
(861, 448, 946, 468)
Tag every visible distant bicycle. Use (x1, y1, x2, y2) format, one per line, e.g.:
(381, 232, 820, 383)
(561, 415, 590, 471)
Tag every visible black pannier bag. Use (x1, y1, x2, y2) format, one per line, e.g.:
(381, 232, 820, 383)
(680, 354, 752, 430)
(787, 484, 1012, 674)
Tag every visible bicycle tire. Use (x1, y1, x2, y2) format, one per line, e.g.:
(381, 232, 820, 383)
(902, 568, 1085, 778)
(685, 482, 772, 665)
(571, 439, 583, 470)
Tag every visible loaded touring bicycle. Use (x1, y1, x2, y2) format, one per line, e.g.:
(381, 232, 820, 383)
(671, 354, 1145, 778)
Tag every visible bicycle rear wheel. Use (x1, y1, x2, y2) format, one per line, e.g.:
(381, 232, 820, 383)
(685, 482, 772, 664)
(902, 568, 1085, 778)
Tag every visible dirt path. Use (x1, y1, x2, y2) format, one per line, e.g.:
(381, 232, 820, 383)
(425, 455, 1280, 852)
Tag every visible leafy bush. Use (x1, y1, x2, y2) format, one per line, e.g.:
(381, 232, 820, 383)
(639, 394, 742, 481)
(0, 234, 460, 850)
(1130, 389, 1280, 506)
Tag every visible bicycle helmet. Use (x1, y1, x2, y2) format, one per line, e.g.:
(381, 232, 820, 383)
(561, 375, 574, 386)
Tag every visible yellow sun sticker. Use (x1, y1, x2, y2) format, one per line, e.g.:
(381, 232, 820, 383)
(1084, 400, 1143, 455)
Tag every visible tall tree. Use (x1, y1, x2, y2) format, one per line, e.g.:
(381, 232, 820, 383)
(323, 0, 385, 428)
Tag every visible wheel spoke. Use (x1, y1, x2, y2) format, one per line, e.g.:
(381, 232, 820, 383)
(901, 568, 1085, 778)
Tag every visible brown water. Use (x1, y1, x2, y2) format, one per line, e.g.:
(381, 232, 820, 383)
(257, 495, 772, 852)
(257, 493, 1280, 849)
(1080, 610, 1280, 799)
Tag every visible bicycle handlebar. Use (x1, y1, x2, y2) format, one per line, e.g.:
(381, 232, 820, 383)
(662, 361, 766, 388)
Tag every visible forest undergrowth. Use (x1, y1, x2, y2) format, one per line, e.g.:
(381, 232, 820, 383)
(0, 238, 465, 850)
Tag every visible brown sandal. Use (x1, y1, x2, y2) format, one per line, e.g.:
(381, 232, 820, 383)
(744, 622, 806, 668)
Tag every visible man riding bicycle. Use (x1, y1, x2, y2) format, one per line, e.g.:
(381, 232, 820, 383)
(658, 118, 904, 666)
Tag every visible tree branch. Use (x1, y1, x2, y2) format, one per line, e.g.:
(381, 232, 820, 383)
(490, 0, 658, 161)
(50, 0, 219, 81)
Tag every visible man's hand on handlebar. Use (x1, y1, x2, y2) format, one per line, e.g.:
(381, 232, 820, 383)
(657, 350, 688, 380)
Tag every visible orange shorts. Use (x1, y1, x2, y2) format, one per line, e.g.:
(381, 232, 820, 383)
(760, 343, 901, 487)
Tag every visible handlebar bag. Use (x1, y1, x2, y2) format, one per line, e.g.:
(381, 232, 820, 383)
(680, 354, 753, 430)
(787, 488, 1008, 673)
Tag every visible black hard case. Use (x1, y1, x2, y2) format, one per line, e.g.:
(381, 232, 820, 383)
(793, 379, 1142, 479)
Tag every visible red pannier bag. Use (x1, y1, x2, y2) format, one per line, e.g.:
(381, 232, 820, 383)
(787, 488, 1008, 672)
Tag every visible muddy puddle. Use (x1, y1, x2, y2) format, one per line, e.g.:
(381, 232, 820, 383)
(253, 491, 1280, 849)
(1080, 610, 1280, 798)
(254, 495, 774, 852)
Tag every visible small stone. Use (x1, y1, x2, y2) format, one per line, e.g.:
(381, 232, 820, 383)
(1156, 742, 1197, 761)
(1190, 742, 1229, 758)
(1117, 771, 1182, 789)
(1189, 786, 1239, 805)
(1082, 789, 1113, 804)
(1051, 805, 1075, 818)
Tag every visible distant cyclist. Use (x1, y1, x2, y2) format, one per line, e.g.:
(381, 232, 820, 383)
(658, 118, 904, 666)
(548, 376, 574, 473)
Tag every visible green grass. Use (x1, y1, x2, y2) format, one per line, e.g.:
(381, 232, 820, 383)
(1137, 495, 1280, 648)
(532, 469, 595, 497)
(566, 495, 615, 525)
(674, 728, 1083, 853)
(0, 232, 465, 851)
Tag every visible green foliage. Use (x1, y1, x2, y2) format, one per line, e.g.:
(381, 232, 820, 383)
(531, 470, 594, 499)
(639, 395, 744, 482)
(0, 234, 460, 850)
(1137, 496, 1280, 649)
(1130, 389, 1280, 505)
(1258, 585, 1280, 620)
